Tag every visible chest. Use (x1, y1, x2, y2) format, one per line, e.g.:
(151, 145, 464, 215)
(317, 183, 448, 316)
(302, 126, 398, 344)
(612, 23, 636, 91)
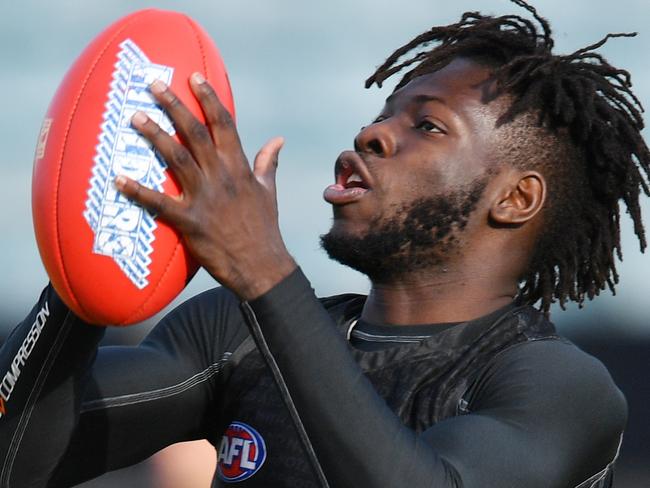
(208, 341, 470, 487)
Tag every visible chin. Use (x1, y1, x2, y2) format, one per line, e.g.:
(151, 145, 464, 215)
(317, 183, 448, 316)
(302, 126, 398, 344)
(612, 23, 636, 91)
(320, 214, 411, 282)
(327, 214, 372, 241)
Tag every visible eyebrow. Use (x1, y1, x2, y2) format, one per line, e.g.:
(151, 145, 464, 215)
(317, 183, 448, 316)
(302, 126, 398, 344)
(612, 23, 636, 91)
(385, 93, 449, 107)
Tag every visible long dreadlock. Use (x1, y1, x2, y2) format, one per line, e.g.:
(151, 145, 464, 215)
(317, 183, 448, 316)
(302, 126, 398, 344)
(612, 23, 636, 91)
(365, 0, 650, 313)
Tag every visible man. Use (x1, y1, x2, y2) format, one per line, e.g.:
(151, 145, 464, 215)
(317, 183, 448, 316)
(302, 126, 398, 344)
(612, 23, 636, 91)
(0, 1, 647, 487)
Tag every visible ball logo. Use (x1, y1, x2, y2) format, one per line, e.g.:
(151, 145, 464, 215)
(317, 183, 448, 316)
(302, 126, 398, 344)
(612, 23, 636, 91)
(217, 422, 267, 482)
(84, 38, 175, 290)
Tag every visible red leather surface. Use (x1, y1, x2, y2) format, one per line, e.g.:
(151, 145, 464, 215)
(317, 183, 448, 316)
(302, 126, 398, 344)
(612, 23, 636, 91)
(31, 9, 235, 325)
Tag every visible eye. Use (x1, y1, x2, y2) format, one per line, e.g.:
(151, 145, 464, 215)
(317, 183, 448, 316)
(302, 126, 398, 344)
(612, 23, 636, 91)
(416, 119, 446, 134)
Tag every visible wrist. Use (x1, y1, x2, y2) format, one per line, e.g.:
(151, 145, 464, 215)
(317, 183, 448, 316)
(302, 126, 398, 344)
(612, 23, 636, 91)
(224, 250, 298, 301)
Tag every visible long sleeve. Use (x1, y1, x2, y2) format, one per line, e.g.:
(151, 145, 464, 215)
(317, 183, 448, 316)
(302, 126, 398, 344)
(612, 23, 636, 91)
(0, 285, 249, 488)
(0, 285, 105, 487)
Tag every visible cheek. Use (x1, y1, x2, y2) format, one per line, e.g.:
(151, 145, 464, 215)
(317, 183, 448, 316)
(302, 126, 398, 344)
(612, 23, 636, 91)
(392, 159, 445, 199)
(435, 146, 490, 189)
(377, 175, 438, 222)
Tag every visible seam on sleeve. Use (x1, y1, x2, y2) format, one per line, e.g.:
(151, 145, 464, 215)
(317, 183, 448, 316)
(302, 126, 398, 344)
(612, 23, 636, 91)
(80, 352, 231, 412)
(226, 335, 256, 368)
(572, 433, 624, 488)
(0, 310, 74, 488)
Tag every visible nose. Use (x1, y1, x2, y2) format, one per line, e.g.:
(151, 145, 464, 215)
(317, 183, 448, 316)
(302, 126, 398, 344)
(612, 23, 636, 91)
(354, 121, 396, 157)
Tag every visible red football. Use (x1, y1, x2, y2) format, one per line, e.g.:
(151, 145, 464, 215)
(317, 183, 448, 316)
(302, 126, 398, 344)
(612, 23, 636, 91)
(31, 9, 235, 325)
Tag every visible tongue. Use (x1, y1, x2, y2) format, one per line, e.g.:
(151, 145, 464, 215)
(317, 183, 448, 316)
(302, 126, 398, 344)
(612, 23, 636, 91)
(323, 183, 368, 204)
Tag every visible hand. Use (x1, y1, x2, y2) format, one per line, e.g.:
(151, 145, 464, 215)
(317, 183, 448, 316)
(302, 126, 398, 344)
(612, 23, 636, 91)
(114, 73, 296, 300)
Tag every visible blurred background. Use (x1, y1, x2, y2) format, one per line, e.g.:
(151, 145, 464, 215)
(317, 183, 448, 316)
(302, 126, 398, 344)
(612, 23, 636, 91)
(1, 0, 648, 486)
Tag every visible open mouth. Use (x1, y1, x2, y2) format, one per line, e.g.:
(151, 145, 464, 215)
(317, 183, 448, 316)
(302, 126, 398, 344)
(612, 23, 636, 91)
(338, 166, 369, 190)
(323, 151, 373, 205)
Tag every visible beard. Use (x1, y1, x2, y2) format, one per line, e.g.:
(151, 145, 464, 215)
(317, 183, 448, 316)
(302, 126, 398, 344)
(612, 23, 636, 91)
(320, 176, 488, 282)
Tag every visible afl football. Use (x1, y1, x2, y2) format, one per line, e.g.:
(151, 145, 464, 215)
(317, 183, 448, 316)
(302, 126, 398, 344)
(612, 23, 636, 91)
(31, 9, 235, 325)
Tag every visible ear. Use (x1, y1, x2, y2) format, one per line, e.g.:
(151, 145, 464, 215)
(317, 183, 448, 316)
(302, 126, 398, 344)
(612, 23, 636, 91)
(490, 170, 546, 225)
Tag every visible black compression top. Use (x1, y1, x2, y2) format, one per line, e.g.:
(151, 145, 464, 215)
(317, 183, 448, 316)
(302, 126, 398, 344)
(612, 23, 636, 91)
(0, 268, 627, 487)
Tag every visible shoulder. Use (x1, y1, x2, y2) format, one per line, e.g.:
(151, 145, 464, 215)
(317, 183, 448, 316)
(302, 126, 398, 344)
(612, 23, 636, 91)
(494, 338, 623, 399)
(463, 338, 627, 486)
(476, 337, 626, 413)
(470, 337, 627, 468)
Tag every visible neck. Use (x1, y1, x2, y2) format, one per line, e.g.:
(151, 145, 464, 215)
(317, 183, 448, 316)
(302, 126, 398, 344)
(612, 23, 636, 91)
(361, 266, 517, 326)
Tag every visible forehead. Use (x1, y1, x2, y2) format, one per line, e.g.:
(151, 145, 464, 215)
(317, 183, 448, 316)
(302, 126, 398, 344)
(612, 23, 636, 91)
(385, 58, 503, 120)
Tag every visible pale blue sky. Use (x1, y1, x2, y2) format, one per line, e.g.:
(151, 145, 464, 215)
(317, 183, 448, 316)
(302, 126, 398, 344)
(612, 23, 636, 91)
(1, 0, 648, 334)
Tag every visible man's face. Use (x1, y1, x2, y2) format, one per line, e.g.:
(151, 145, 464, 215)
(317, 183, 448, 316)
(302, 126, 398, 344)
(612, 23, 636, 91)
(321, 58, 504, 281)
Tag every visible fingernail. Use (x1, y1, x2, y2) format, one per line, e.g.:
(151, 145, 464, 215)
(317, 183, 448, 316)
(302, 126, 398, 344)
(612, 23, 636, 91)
(114, 175, 127, 188)
(150, 80, 167, 94)
(131, 111, 148, 126)
(191, 72, 206, 84)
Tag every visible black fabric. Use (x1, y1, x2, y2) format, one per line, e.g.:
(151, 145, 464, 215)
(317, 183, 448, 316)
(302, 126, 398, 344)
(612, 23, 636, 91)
(0, 270, 627, 488)
(348, 302, 515, 351)
(247, 269, 626, 488)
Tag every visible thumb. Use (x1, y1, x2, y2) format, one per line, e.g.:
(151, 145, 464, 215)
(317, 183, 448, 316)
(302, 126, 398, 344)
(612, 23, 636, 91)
(253, 136, 284, 193)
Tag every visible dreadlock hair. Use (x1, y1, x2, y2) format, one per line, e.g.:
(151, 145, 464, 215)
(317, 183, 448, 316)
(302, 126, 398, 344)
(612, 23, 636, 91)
(365, 0, 650, 314)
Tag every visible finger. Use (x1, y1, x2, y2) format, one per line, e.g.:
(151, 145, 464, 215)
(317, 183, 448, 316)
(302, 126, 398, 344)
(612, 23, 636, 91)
(253, 137, 284, 195)
(189, 73, 244, 160)
(149, 79, 215, 166)
(131, 111, 199, 190)
(114, 175, 186, 228)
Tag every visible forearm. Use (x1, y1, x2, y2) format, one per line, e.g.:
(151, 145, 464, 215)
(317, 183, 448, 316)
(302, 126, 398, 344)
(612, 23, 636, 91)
(0, 285, 105, 488)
